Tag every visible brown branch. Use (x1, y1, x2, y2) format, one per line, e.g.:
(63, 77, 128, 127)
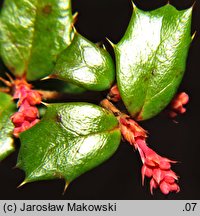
(0, 77, 12, 87)
(37, 90, 63, 101)
(0, 87, 10, 93)
(100, 99, 122, 116)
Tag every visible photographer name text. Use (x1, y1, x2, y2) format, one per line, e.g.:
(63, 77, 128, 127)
(3, 202, 117, 213)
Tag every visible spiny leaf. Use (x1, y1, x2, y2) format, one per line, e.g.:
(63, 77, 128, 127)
(0, 0, 74, 81)
(0, 92, 16, 161)
(115, 3, 192, 120)
(18, 103, 121, 184)
(52, 33, 115, 91)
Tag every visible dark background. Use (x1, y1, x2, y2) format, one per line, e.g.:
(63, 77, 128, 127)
(0, 0, 200, 200)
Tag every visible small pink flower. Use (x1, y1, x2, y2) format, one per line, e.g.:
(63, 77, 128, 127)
(108, 85, 121, 102)
(168, 92, 189, 118)
(26, 90, 42, 106)
(23, 106, 39, 121)
(11, 112, 25, 126)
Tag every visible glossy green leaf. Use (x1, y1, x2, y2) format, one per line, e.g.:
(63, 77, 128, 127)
(0, 0, 73, 81)
(115, 3, 192, 120)
(58, 82, 86, 94)
(0, 92, 16, 161)
(18, 103, 121, 184)
(52, 33, 115, 91)
(38, 79, 86, 95)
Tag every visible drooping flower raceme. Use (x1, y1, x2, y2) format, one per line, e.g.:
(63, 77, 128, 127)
(119, 115, 180, 195)
(136, 138, 179, 194)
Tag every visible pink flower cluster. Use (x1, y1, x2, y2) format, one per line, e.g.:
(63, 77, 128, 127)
(11, 78, 42, 137)
(168, 92, 189, 118)
(136, 138, 180, 195)
(119, 116, 180, 195)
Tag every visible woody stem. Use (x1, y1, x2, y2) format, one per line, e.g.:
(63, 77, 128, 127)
(0, 87, 10, 93)
(37, 90, 63, 101)
(100, 98, 122, 117)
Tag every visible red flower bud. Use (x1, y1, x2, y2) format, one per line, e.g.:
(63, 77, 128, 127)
(168, 92, 189, 118)
(26, 91, 42, 105)
(13, 121, 30, 137)
(159, 160, 171, 170)
(160, 181, 170, 195)
(164, 176, 175, 184)
(23, 106, 39, 121)
(11, 112, 25, 126)
(21, 121, 31, 131)
(107, 85, 121, 102)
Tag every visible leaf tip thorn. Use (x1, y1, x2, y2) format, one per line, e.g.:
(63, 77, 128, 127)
(102, 44, 106, 50)
(192, 31, 197, 40)
(17, 180, 27, 188)
(41, 101, 49, 106)
(71, 26, 78, 34)
(192, 1, 196, 9)
(12, 165, 18, 170)
(73, 12, 78, 24)
(106, 38, 115, 48)
(5, 72, 14, 83)
(131, 1, 137, 10)
(40, 76, 51, 81)
(62, 181, 70, 195)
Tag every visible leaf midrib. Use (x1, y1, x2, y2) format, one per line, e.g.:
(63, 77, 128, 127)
(137, 16, 182, 116)
(59, 119, 119, 138)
